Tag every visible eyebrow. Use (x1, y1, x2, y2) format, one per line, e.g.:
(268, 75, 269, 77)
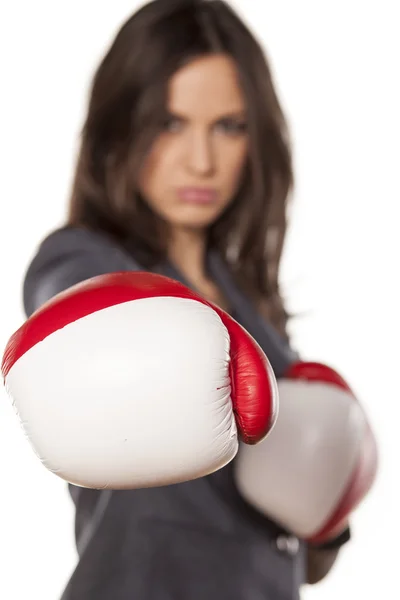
(216, 110, 247, 120)
(167, 109, 247, 121)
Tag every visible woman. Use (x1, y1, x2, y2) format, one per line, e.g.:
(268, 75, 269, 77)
(23, 1, 351, 598)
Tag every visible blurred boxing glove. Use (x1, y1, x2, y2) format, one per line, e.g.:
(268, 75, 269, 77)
(1, 271, 277, 490)
(234, 361, 378, 544)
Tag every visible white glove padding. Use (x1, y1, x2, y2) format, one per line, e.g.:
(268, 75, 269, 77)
(234, 362, 378, 543)
(2, 271, 277, 490)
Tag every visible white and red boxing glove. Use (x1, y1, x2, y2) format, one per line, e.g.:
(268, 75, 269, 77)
(1, 271, 277, 490)
(234, 361, 378, 544)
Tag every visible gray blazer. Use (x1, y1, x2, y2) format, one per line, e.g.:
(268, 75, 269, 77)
(23, 226, 306, 600)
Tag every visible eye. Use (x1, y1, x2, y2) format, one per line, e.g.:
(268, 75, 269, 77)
(214, 118, 248, 136)
(162, 115, 184, 133)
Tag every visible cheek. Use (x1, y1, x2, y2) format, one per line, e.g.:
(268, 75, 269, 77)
(138, 141, 176, 206)
(219, 147, 248, 202)
(218, 141, 248, 193)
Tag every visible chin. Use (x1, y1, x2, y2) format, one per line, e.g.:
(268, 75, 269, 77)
(168, 205, 227, 231)
(171, 216, 218, 231)
(170, 221, 212, 233)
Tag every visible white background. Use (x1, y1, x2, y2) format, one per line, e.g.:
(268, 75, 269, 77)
(0, 1, 399, 598)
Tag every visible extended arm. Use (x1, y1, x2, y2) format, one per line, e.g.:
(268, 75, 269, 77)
(23, 226, 138, 316)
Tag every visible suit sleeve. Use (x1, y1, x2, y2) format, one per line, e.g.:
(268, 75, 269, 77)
(23, 227, 140, 317)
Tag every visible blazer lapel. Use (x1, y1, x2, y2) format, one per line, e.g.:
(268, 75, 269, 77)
(159, 252, 297, 377)
(208, 252, 298, 377)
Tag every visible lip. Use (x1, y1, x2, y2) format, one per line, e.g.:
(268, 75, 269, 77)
(176, 187, 218, 204)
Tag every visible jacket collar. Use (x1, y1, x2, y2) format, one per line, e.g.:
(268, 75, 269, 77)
(160, 251, 297, 378)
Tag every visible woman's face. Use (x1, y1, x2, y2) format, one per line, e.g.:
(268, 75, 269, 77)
(138, 54, 249, 232)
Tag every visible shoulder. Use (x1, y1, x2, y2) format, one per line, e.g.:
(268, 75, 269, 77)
(23, 226, 140, 316)
(31, 226, 128, 261)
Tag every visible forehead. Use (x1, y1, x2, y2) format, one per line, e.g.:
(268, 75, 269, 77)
(168, 54, 246, 117)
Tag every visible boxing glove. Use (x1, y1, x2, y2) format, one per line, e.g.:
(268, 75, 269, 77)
(234, 361, 378, 543)
(2, 271, 278, 490)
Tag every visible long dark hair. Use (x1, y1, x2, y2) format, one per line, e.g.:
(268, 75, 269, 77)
(67, 0, 294, 334)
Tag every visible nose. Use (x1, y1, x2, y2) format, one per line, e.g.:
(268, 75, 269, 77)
(185, 129, 215, 177)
